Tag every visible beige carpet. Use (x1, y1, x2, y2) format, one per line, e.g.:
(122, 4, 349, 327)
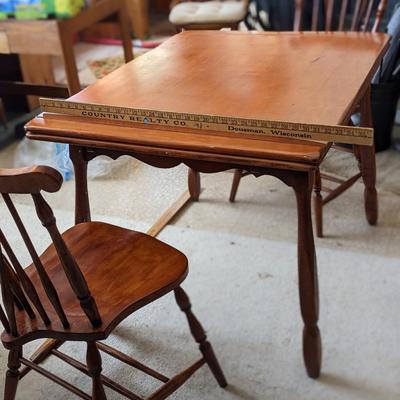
(322, 147, 400, 195)
(0, 204, 399, 400)
(0, 140, 400, 399)
(1, 139, 400, 257)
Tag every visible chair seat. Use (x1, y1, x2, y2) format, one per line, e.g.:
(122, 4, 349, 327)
(2, 222, 188, 345)
(169, 1, 247, 25)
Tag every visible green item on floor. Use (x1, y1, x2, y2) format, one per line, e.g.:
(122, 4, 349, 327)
(55, 0, 83, 18)
(14, 0, 55, 19)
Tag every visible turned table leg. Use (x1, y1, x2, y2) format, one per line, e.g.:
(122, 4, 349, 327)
(70, 146, 91, 224)
(356, 86, 378, 225)
(313, 168, 323, 238)
(294, 171, 321, 378)
(356, 145, 378, 225)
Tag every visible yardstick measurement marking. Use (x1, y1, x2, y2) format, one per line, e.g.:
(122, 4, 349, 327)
(40, 98, 373, 146)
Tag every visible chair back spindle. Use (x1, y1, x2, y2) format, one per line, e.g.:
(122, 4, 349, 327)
(338, 0, 349, 30)
(372, 0, 387, 32)
(0, 166, 103, 337)
(2, 193, 70, 329)
(1, 254, 36, 318)
(0, 252, 18, 336)
(363, 0, 374, 31)
(0, 228, 51, 326)
(32, 193, 102, 327)
(294, 0, 387, 32)
(0, 299, 10, 334)
(325, 0, 335, 30)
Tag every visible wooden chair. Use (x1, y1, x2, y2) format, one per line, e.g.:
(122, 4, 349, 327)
(0, 81, 70, 146)
(0, 0, 134, 104)
(0, 81, 70, 100)
(293, 0, 387, 32)
(0, 166, 227, 399)
(229, 0, 387, 237)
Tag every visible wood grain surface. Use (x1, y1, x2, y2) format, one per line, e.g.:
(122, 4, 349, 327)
(69, 30, 389, 128)
(27, 114, 329, 167)
(1, 221, 188, 346)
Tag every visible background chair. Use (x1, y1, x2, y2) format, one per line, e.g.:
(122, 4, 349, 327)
(0, 165, 227, 399)
(0, 0, 133, 106)
(169, 0, 248, 31)
(294, 0, 387, 31)
(0, 82, 71, 149)
(229, 0, 388, 238)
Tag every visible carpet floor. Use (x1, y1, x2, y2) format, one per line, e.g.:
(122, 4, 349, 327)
(0, 140, 399, 399)
(0, 206, 399, 400)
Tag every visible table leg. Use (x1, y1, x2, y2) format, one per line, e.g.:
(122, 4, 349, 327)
(70, 146, 91, 224)
(188, 168, 201, 201)
(313, 168, 323, 238)
(294, 172, 321, 378)
(356, 87, 378, 225)
(229, 169, 243, 202)
(355, 145, 378, 225)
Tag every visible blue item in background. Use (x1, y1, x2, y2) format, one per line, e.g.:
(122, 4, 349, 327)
(0, 0, 13, 12)
(11, 138, 74, 181)
(0, 0, 14, 17)
(54, 143, 73, 180)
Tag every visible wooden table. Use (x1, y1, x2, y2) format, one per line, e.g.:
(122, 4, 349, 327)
(0, 0, 133, 103)
(25, 30, 389, 379)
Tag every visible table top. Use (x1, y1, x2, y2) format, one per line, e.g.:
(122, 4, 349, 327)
(70, 30, 388, 126)
(26, 30, 389, 169)
(27, 114, 329, 170)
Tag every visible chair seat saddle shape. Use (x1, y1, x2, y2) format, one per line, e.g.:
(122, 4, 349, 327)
(0, 165, 227, 400)
(3, 222, 188, 343)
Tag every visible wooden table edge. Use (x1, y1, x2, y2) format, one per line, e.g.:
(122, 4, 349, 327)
(26, 130, 320, 173)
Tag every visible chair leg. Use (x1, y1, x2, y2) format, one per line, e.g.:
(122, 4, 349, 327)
(313, 168, 323, 238)
(86, 342, 107, 400)
(174, 287, 227, 388)
(188, 168, 201, 201)
(229, 169, 243, 202)
(356, 145, 378, 225)
(4, 347, 21, 400)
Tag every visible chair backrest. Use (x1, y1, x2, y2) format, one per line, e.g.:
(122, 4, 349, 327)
(294, 0, 388, 32)
(0, 82, 70, 99)
(0, 166, 102, 337)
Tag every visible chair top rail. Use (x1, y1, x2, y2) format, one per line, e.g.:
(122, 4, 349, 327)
(0, 166, 63, 194)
